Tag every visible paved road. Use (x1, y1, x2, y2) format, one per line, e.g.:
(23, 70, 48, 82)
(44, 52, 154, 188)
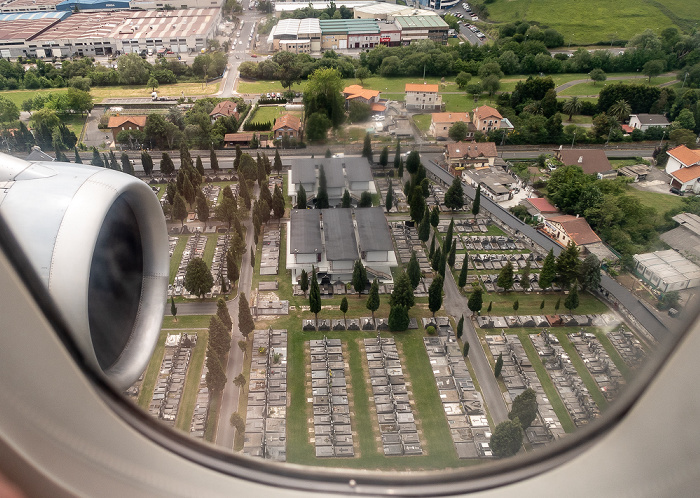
(442, 254, 509, 425)
(422, 159, 679, 342)
(215, 185, 258, 450)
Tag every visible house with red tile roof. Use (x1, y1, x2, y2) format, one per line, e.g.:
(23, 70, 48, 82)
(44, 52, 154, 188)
(665, 145, 700, 175)
(541, 214, 601, 248)
(107, 115, 147, 143)
(429, 112, 474, 140)
(521, 197, 559, 220)
(473, 105, 502, 133)
(444, 141, 497, 172)
(405, 82, 442, 111)
(670, 164, 700, 194)
(343, 85, 385, 114)
(273, 114, 302, 141)
(209, 100, 238, 123)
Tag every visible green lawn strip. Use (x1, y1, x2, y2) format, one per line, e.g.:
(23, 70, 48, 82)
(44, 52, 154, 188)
(550, 330, 608, 411)
(282, 172, 292, 209)
(372, 192, 382, 206)
(61, 113, 88, 137)
(175, 329, 209, 432)
(162, 315, 212, 329)
(137, 328, 168, 409)
(233, 336, 253, 451)
(626, 187, 685, 217)
(2, 88, 67, 107)
(202, 234, 218, 268)
(381, 93, 405, 102)
(169, 236, 188, 285)
(204, 393, 222, 442)
(345, 338, 377, 461)
(412, 114, 432, 134)
(477, 291, 607, 316)
(609, 158, 650, 169)
(593, 327, 632, 379)
(250, 105, 284, 125)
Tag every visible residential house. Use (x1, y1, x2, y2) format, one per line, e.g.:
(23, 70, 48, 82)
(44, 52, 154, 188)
(429, 112, 473, 140)
(462, 168, 515, 203)
(273, 114, 302, 141)
(670, 164, 700, 194)
(405, 83, 442, 111)
(555, 148, 616, 178)
(444, 141, 497, 172)
(223, 132, 260, 148)
(665, 145, 700, 175)
(473, 105, 502, 134)
(628, 113, 670, 131)
(107, 115, 146, 143)
(520, 197, 559, 221)
(343, 85, 382, 112)
(209, 100, 238, 124)
(541, 214, 601, 249)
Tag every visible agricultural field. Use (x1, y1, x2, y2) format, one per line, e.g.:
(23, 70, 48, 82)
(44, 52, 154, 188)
(482, 0, 699, 45)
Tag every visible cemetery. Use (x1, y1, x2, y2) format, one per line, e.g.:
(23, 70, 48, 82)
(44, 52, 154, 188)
(606, 326, 646, 367)
(568, 331, 625, 402)
(189, 358, 209, 439)
(308, 337, 355, 458)
(243, 329, 288, 462)
(423, 320, 491, 459)
(364, 334, 423, 456)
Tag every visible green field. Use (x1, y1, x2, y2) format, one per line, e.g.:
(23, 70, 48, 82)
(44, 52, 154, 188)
(412, 114, 432, 134)
(626, 186, 686, 217)
(558, 76, 676, 97)
(482, 0, 696, 45)
(250, 105, 285, 125)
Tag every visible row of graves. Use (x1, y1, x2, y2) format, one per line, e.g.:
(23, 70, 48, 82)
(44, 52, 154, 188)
(168, 236, 178, 258)
(568, 331, 625, 402)
(189, 358, 209, 439)
(436, 217, 491, 235)
(294, 280, 431, 299)
(485, 333, 566, 448)
(302, 316, 420, 332)
(391, 222, 431, 274)
(476, 314, 602, 329)
(210, 234, 231, 294)
(422, 317, 492, 459)
(253, 281, 289, 317)
(309, 337, 355, 458)
(478, 272, 550, 293)
(606, 326, 646, 367)
(364, 334, 423, 456)
(426, 184, 446, 210)
(531, 331, 601, 427)
(170, 233, 206, 297)
(464, 235, 529, 252)
(148, 333, 197, 426)
(260, 222, 281, 276)
(376, 177, 408, 213)
(243, 329, 288, 462)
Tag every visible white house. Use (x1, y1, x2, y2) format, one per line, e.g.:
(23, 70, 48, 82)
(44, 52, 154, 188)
(628, 113, 670, 131)
(665, 145, 700, 175)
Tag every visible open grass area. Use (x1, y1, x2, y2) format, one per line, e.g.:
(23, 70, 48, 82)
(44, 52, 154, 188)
(412, 114, 432, 134)
(137, 328, 168, 410)
(237, 79, 305, 94)
(91, 81, 220, 101)
(442, 93, 491, 112)
(609, 158, 650, 169)
(250, 105, 285, 125)
(202, 234, 219, 269)
(60, 113, 87, 137)
(2, 88, 67, 107)
(626, 186, 685, 217)
(474, 291, 608, 316)
(559, 76, 675, 97)
(175, 329, 209, 432)
(483, 0, 688, 45)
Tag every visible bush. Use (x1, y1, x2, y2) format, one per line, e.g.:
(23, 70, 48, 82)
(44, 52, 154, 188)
(426, 325, 436, 335)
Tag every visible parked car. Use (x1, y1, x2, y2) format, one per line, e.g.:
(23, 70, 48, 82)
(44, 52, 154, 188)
(670, 187, 684, 196)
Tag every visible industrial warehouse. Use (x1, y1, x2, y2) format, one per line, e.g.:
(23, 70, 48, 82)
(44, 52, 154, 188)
(0, 7, 220, 58)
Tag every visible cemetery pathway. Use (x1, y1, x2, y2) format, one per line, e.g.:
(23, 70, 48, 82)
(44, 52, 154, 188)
(443, 267, 510, 426)
(216, 188, 258, 450)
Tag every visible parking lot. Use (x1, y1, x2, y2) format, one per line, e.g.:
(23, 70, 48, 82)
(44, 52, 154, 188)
(446, 2, 486, 46)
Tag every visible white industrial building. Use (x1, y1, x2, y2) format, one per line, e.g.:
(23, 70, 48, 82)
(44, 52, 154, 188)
(633, 250, 700, 293)
(267, 18, 321, 53)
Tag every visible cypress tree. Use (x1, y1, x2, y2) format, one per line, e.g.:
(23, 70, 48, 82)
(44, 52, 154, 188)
(317, 164, 329, 209)
(472, 185, 481, 217)
(217, 297, 232, 330)
(428, 274, 444, 318)
(170, 296, 177, 321)
(210, 145, 219, 171)
(299, 269, 309, 296)
(457, 315, 464, 339)
(406, 251, 421, 289)
(393, 139, 401, 168)
(448, 241, 457, 268)
(238, 292, 254, 339)
(362, 132, 373, 162)
(297, 184, 307, 209)
(539, 249, 556, 290)
(494, 353, 503, 378)
(309, 265, 321, 328)
(74, 147, 83, 164)
(418, 210, 431, 242)
(366, 278, 380, 322)
(385, 180, 394, 212)
(458, 253, 469, 288)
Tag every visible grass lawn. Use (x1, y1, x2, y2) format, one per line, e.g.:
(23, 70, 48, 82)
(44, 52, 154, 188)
(90, 81, 220, 101)
(60, 113, 87, 137)
(484, 0, 686, 45)
(2, 88, 67, 107)
(609, 158, 649, 169)
(441, 94, 491, 113)
(237, 79, 306, 94)
(626, 187, 685, 217)
(558, 76, 675, 97)
(560, 115, 593, 125)
(476, 291, 608, 316)
(250, 105, 285, 125)
(412, 114, 432, 134)
(175, 329, 209, 432)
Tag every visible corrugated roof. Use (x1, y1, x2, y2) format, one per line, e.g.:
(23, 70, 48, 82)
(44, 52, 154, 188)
(290, 209, 322, 254)
(319, 18, 379, 34)
(343, 157, 373, 183)
(355, 207, 393, 252)
(322, 209, 358, 261)
(394, 15, 448, 29)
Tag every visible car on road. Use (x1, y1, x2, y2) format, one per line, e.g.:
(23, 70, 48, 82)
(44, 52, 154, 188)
(251, 54, 257, 58)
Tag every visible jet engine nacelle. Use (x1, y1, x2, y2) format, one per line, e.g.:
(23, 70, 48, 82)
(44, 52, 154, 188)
(0, 153, 169, 389)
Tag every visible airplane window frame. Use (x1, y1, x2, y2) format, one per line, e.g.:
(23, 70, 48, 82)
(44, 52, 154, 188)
(0, 206, 691, 497)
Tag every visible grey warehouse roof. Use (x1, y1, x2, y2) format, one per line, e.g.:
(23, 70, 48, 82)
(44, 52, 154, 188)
(291, 160, 317, 185)
(322, 209, 358, 261)
(343, 157, 373, 182)
(355, 207, 393, 252)
(290, 209, 322, 254)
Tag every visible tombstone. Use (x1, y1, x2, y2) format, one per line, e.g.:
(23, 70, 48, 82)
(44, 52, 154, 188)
(376, 318, 389, 331)
(408, 318, 419, 329)
(332, 319, 346, 331)
(346, 319, 361, 330)
(362, 317, 375, 330)
(302, 320, 316, 331)
(318, 319, 331, 331)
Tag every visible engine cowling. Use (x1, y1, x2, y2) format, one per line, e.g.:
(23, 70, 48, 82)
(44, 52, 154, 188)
(0, 153, 169, 389)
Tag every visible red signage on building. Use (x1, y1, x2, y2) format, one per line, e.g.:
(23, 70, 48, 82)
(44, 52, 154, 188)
(380, 37, 391, 43)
